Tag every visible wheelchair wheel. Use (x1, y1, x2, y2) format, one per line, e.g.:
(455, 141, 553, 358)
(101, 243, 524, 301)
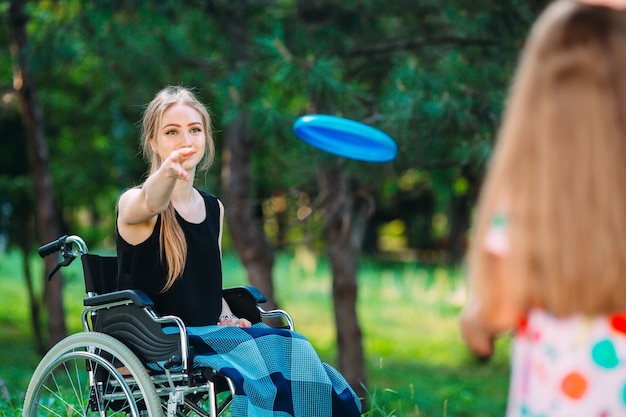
(23, 332, 161, 417)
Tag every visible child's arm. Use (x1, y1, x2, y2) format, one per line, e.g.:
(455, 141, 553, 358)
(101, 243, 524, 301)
(460, 302, 496, 359)
(460, 216, 521, 359)
(460, 281, 520, 360)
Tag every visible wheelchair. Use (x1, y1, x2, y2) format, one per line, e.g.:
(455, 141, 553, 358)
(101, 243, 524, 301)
(23, 235, 294, 417)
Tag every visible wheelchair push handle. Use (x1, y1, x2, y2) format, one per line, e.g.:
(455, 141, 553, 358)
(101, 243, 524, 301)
(38, 235, 89, 280)
(38, 235, 69, 258)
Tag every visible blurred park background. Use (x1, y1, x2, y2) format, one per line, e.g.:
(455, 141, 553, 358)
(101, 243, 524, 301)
(0, 0, 551, 415)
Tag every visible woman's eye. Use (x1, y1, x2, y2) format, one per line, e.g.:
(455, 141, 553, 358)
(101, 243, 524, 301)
(165, 129, 177, 136)
(191, 127, 202, 134)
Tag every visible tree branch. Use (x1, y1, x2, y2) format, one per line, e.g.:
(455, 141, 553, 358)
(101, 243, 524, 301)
(344, 35, 500, 57)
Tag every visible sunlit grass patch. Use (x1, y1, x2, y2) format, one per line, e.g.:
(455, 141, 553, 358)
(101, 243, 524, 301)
(0, 247, 510, 416)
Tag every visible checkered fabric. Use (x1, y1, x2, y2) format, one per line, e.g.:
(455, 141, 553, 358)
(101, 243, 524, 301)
(186, 324, 362, 417)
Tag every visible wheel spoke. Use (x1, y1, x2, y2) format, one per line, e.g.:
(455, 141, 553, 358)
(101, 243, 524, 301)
(23, 333, 162, 417)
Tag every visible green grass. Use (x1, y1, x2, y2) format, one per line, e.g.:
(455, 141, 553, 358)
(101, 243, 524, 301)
(0, 247, 510, 416)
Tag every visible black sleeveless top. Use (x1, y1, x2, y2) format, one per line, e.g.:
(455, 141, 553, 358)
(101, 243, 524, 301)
(116, 190, 223, 326)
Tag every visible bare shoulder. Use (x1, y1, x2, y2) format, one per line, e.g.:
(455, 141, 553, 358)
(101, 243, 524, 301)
(117, 187, 140, 208)
(117, 187, 158, 245)
(117, 188, 143, 222)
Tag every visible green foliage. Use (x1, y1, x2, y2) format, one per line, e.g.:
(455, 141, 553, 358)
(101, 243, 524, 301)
(0, 0, 551, 252)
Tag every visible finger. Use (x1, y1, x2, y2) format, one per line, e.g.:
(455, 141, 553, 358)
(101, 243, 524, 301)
(174, 147, 196, 162)
(166, 148, 195, 167)
(177, 168, 189, 181)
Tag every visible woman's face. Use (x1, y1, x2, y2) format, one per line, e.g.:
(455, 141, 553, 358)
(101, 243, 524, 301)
(151, 103, 206, 170)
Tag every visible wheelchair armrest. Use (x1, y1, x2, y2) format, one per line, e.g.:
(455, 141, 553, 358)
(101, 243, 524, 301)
(222, 285, 267, 304)
(84, 289, 154, 308)
(222, 285, 266, 324)
(260, 308, 295, 331)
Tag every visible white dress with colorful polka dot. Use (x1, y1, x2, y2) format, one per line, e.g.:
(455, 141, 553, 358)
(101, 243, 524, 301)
(485, 211, 626, 415)
(507, 310, 626, 417)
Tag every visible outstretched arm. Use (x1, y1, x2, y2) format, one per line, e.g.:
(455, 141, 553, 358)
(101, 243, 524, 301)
(118, 148, 195, 226)
(578, 0, 626, 9)
(117, 148, 196, 244)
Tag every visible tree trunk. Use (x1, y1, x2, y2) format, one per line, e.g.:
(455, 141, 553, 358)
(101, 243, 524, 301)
(21, 244, 44, 354)
(319, 164, 367, 403)
(9, 0, 66, 348)
(447, 167, 476, 266)
(221, 112, 278, 310)
(219, 3, 279, 310)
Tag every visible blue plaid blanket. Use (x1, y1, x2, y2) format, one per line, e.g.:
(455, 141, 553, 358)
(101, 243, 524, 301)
(185, 324, 362, 417)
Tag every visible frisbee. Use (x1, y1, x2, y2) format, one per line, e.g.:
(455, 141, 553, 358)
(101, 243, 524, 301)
(293, 114, 398, 162)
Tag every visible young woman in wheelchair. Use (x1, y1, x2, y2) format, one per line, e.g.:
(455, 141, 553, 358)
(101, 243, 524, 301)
(116, 86, 251, 330)
(115, 86, 362, 417)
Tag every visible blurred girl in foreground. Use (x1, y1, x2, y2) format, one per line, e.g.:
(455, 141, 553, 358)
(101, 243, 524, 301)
(460, 0, 626, 415)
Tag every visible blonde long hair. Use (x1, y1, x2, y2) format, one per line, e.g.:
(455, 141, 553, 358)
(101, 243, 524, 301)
(141, 86, 215, 291)
(468, 1, 626, 316)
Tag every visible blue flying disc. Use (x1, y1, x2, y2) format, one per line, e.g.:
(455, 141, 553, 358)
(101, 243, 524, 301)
(293, 114, 398, 162)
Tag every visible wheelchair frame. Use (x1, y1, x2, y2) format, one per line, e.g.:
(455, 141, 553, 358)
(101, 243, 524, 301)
(23, 235, 294, 417)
